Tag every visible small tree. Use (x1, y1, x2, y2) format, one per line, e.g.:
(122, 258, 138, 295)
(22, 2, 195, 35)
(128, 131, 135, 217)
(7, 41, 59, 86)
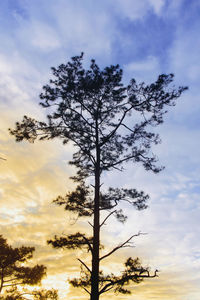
(0, 236, 58, 300)
(10, 53, 187, 299)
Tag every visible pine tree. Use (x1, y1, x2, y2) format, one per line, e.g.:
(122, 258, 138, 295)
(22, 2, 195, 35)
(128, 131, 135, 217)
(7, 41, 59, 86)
(0, 236, 58, 299)
(10, 53, 187, 299)
(0, 236, 43, 296)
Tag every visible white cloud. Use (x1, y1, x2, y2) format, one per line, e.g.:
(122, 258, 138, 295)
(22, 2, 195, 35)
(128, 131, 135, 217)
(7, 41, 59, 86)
(125, 56, 159, 72)
(14, 14, 61, 52)
(110, 0, 151, 20)
(124, 56, 160, 82)
(10, 0, 114, 60)
(29, 22, 61, 51)
(169, 28, 200, 86)
(149, 0, 165, 14)
(109, 0, 165, 21)
(50, 2, 113, 57)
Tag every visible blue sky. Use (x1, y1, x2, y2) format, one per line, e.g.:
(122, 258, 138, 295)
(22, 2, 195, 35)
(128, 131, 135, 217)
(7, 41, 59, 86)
(0, 0, 200, 299)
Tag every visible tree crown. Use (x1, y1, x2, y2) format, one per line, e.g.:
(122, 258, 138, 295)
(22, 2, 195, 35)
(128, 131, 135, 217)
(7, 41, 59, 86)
(9, 53, 188, 181)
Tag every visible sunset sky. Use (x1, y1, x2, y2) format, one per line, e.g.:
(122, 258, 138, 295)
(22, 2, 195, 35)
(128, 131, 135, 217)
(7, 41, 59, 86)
(0, 0, 200, 299)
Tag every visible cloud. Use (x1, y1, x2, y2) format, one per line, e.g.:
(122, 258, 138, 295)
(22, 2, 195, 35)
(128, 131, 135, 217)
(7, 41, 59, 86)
(148, 0, 165, 14)
(7, 0, 115, 62)
(23, 21, 61, 52)
(109, 0, 165, 21)
(0, 0, 200, 299)
(124, 56, 160, 82)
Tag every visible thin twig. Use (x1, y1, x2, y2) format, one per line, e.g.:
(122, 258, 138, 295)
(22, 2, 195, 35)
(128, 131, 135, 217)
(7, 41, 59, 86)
(78, 259, 91, 274)
(100, 210, 116, 227)
(82, 287, 91, 295)
(88, 221, 93, 228)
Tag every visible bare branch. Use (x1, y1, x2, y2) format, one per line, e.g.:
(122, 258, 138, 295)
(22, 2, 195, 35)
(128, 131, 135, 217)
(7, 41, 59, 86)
(82, 286, 91, 295)
(88, 221, 93, 228)
(78, 259, 91, 274)
(100, 210, 116, 227)
(111, 165, 123, 172)
(103, 154, 139, 169)
(121, 123, 135, 132)
(100, 232, 145, 261)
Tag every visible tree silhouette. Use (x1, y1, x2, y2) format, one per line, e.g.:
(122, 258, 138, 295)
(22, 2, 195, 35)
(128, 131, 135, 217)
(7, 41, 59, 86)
(9, 53, 187, 299)
(0, 236, 58, 300)
(0, 287, 58, 300)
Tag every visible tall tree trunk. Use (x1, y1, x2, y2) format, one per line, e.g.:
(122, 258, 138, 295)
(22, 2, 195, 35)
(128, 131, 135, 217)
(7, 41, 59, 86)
(90, 169, 100, 300)
(91, 118, 100, 300)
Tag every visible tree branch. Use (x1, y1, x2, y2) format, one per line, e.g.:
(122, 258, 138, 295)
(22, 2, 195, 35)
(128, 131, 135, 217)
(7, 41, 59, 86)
(102, 154, 139, 169)
(100, 232, 144, 261)
(100, 105, 133, 147)
(3, 277, 20, 283)
(65, 106, 95, 131)
(3, 282, 24, 287)
(99, 269, 158, 295)
(78, 259, 91, 274)
(88, 221, 93, 228)
(100, 210, 116, 227)
(82, 286, 91, 295)
(99, 285, 114, 294)
(60, 124, 96, 165)
(121, 123, 135, 132)
(80, 234, 93, 253)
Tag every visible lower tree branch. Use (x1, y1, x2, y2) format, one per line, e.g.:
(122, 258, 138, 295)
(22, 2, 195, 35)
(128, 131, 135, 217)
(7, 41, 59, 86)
(99, 285, 114, 294)
(99, 270, 158, 295)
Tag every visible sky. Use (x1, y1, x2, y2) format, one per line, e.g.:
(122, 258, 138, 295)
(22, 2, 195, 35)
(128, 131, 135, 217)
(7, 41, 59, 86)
(0, 0, 200, 299)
